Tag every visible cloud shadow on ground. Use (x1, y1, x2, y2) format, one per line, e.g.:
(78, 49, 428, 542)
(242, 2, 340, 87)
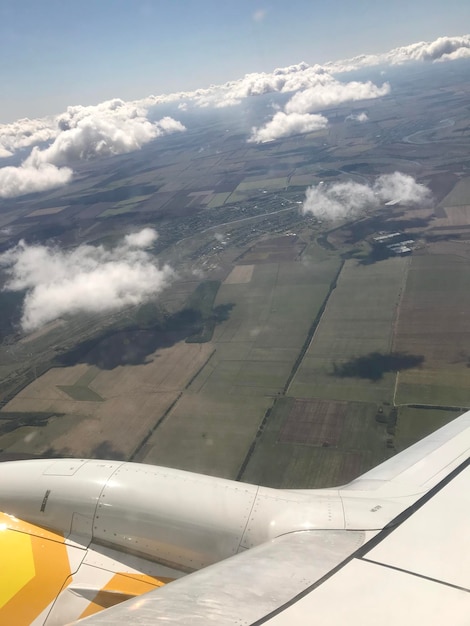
(332, 351, 424, 381)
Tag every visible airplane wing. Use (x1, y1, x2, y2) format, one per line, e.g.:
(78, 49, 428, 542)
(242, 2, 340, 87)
(75, 410, 470, 625)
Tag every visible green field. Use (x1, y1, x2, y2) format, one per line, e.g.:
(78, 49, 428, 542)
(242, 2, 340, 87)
(184, 280, 222, 342)
(138, 249, 342, 478)
(57, 385, 104, 402)
(99, 194, 153, 217)
(207, 192, 231, 208)
(235, 177, 289, 192)
(394, 254, 470, 407)
(289, 257, 409, 403)
(395, 406, 462, 451)
(136, 391, 272, 478)
(395, 368, 470, 408)
(241, 397, 392, 488)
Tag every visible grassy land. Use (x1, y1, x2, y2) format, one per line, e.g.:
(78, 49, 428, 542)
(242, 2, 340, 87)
(0, 342, 214, 459)
(135, 391, 273, 478)
(241, 397, 391, 488)
(393, 254, 470, 407)
(57, 385, 104, 402)
(395, 405, 462, 451)
(235, 177, 289, 192)
(395, 368, 470, 407)
(138, 250, 343, 478)
(185, 280, 222, 343)
(207, 192, 231, 208)
(288, 257, 409, 403)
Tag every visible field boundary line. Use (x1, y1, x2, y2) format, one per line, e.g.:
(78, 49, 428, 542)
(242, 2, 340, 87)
(128, 392, 182, 462)
(284, 259, 345, 395)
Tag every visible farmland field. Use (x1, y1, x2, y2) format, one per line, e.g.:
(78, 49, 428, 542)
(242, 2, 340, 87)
(137, 244, 343, 477)
(241, 397, 391, 488)
(235, 177, 289, 192)
(223, 265, 255, 284)
(438, 176, 470, 206)
(288, 257, 409, 403)
(0, 342, 214, 459)
(393, 253, 470, 407)
(394, 406, 462, 451)
(1, 58, 470, 490)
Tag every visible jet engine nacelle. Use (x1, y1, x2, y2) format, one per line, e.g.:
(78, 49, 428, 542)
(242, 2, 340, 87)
(0, 459, 348, 571)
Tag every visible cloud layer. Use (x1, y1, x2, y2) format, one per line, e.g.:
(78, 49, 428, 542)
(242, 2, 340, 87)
(325, 34, 470, 72)
(153, 34, 470, 112)
(249, 111, 328, 143)
(27, 100, 185, 168)
(0, 116, 58, 158)
(0, 33, 468, 193)
(0, 99, 185, 198)
(0, 228, 173, 332)
(0, 163, 73, 198)
(346, 111, 369, 122)
(250, 77, 389, 142)
(302, 172, 432, 221)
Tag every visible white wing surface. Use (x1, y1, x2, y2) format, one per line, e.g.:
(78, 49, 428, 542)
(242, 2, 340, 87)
(75, 410, 470, 625)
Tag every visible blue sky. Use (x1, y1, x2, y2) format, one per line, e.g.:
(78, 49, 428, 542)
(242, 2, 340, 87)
(1, 0, 470, 122)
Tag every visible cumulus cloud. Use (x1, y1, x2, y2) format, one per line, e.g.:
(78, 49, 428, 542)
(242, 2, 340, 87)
(26, 99, 185, 167)
(249, 111, 328, 143)
(386, 34, 470, 65)
(249, 76, 387, 142)
(1, 33, 468, 171)
(327, 34, 470, 73)
(0, 99, 185, 198)
(302, 172, 431, 221)
(0, 162, 72, 198)
(0, 116, 58, 156)
(0, 229, 173, 332)
(346, 111, 369, 122)
(164, 34, 470, 112)
(124, 227, 158, 248)
(285, 81, 390, 114)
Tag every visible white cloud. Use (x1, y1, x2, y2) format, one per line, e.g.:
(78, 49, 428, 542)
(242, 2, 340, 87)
(0, 116, 58, 156)
(250, 77, 387, 143)
(249, 111, 328, 143)
(0, 229, 173, 332)
(0, 162, 73, 198)
(346, 111, 369, 122)
(386, 34, 470, 64)
(124, 227, 158, 248)
(434, 47, 470, 62)
(1, 33, 468, 176)
(374, 172, 432, 205)
(0, 147, 13, 158)
(165, 34, 470, 112)
(285, 81, 390, 114)
(27, 100, 185, 167)
(327, 34, 470, 73)
(0, 99, 185, 198)
(302, 172, 431, 221)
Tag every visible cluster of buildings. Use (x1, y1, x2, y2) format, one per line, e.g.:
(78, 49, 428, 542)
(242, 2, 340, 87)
(372, 232, 415, 255)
